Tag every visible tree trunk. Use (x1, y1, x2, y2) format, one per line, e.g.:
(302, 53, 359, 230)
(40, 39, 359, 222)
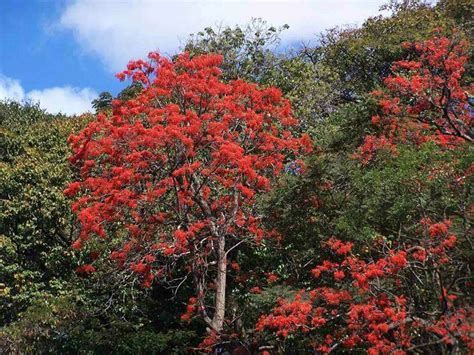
(212, 234, 226, 332)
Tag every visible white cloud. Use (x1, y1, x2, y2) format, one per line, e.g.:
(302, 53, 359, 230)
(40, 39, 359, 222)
(0, 75, 97, 115)
(27, 87, 97, 116)
(59, 0, 389, 71)
(0, 75, 25, 102)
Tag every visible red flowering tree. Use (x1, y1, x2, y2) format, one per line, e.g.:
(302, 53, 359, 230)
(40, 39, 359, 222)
(256, 220, 474, 353)
(65, 51, 311, 333)
(355, 34, 473, 164)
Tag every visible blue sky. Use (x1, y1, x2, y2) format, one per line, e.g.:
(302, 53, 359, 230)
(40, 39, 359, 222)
(0, 0, 390, 115)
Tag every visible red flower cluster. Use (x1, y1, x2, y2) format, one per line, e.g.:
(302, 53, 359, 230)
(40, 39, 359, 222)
(181, 296, 198, 322)
(76, 264, 96, 274)
(256, 292, 314, 337)
(355, 34, 473, 165)
(198, 331, 220, 352)
(256, 220, 473, 353)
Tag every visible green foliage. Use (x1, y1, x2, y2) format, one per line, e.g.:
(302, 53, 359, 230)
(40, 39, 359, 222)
(338, 144, 471, 240)
(117, 82, 143, 101)
(263, 128, 472, 272)
(438, 0, 474, 35)
(91, 91, 113, 113)
(0, 292, 198, 354)
(0, 101, 89, 325)
(184, 18, 288, 83)
(266, 55, 342, 131)
(320, 1, 452, 95)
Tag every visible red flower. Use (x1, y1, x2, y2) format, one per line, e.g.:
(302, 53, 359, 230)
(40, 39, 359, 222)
(76, 264, 96, 274)
(267, 273, 279, 283)
(250, 286, 262, 294)
(64, 182, 81, 197)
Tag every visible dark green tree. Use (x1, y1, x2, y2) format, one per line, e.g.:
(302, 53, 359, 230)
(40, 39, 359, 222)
(91, 91, 113, 113)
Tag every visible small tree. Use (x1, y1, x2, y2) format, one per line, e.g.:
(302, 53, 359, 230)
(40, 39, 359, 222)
(66, 52, 311, 333)
(91, 92, 113, 113)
